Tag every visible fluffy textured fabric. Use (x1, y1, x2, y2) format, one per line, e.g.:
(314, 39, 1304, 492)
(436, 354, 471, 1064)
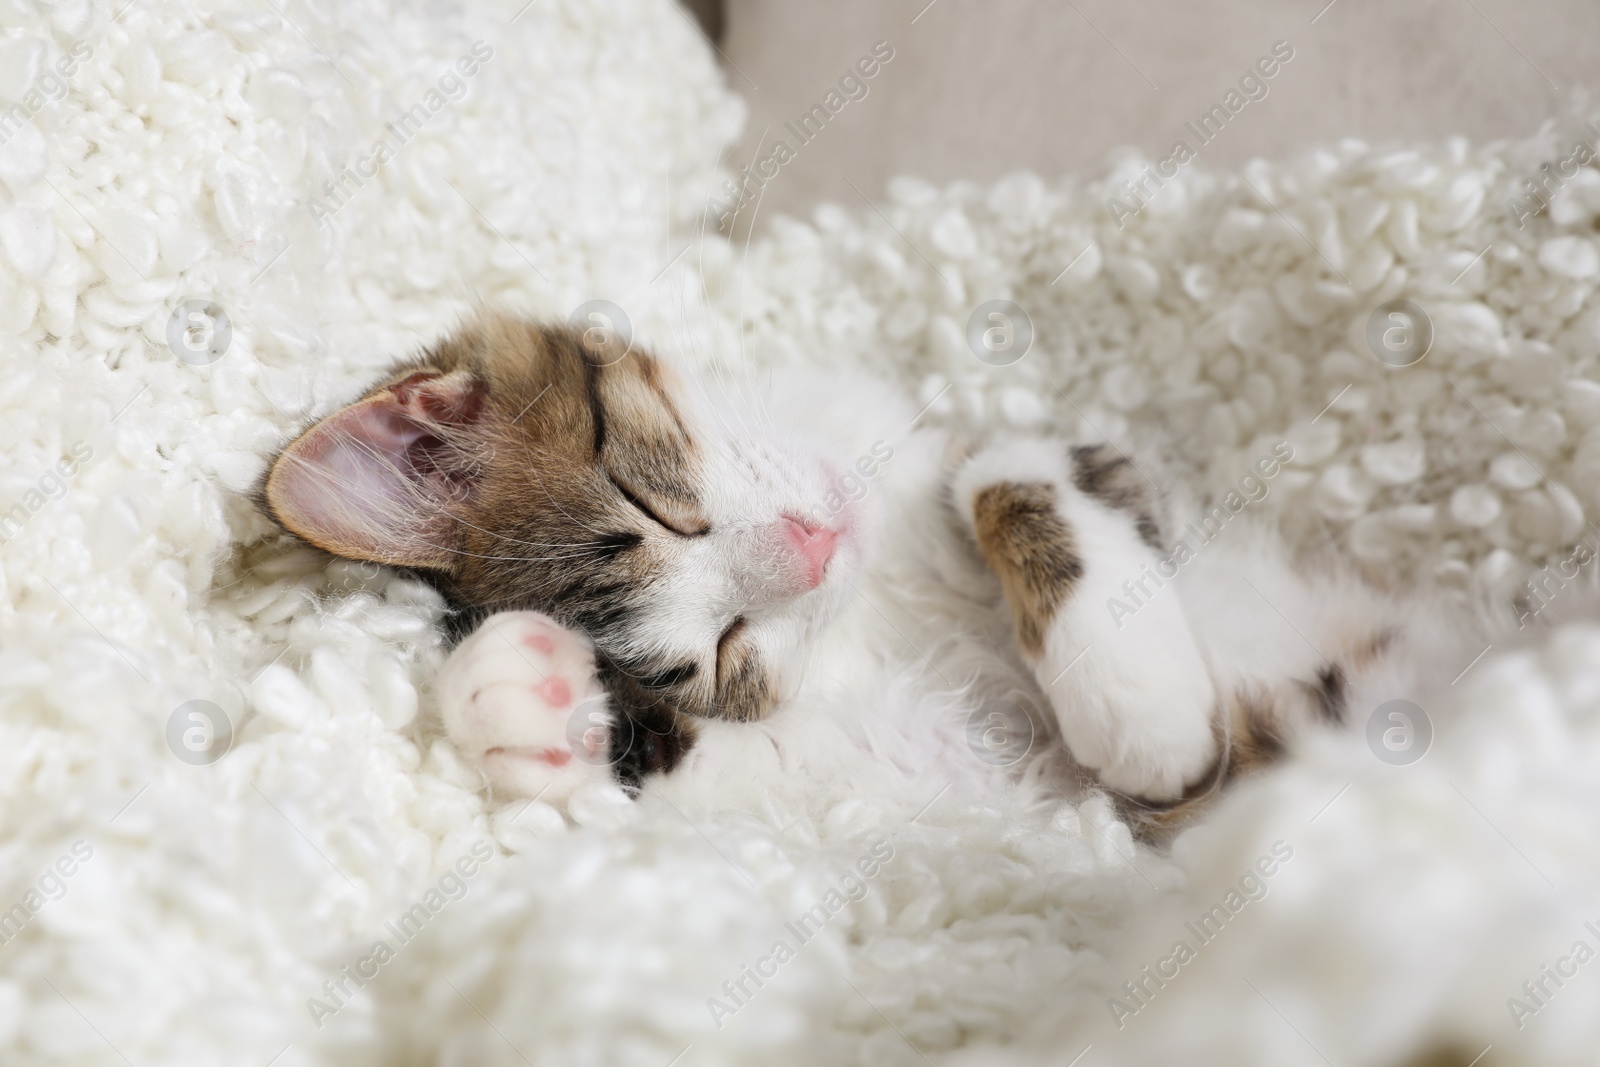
(5, 1, 1600, 1065)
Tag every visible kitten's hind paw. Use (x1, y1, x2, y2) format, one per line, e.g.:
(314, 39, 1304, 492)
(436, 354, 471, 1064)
(954, 437, 1219, 802)
(438, 611, 617, 802)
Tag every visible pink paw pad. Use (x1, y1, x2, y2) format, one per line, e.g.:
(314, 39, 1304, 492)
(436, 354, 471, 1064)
(534, 676, 572, 708)
(522, 633, 556, 656)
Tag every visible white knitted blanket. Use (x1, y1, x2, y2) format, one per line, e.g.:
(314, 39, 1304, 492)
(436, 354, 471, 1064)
(4, 1, 1600, 1064)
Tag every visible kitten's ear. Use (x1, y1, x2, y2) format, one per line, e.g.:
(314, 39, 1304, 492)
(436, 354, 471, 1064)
(265, 370, 489, 570)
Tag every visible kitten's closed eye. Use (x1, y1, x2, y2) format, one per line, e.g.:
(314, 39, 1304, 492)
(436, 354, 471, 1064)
(607, 472, 708, 538)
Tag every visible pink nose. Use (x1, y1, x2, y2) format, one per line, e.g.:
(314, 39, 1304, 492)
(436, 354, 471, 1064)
(783, 514, 839, 589)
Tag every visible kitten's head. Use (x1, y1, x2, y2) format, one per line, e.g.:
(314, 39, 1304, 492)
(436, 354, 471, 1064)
(264, 314, 866, 724)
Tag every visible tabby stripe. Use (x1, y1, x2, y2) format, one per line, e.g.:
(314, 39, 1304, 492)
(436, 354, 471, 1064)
(969, 481, 1084, 658)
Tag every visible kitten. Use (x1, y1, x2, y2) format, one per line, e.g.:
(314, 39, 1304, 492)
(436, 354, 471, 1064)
(263, 313, 1485, 828)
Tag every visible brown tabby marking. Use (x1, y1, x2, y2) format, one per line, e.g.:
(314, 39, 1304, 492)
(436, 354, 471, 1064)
(1307, 665, 1348, 724)
(1301, 628, 1395, 725)
(969, 481, 1084, 657)
(711, 618, 775, 723)
(1070, 443, 1162, 549)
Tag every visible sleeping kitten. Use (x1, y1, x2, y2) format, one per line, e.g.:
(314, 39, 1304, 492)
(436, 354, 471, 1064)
(262, 314, 1485, 827)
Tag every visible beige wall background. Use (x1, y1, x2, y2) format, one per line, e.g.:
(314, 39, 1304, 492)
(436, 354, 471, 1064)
(715, 0, 1600, 230)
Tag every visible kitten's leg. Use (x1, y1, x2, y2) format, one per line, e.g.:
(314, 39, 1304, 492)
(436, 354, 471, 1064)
(437, 611, 617, 802)
(954, 439, 1219, 801)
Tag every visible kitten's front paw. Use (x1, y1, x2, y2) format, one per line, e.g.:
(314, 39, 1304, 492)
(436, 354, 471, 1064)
(437, 611, 616, 802)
